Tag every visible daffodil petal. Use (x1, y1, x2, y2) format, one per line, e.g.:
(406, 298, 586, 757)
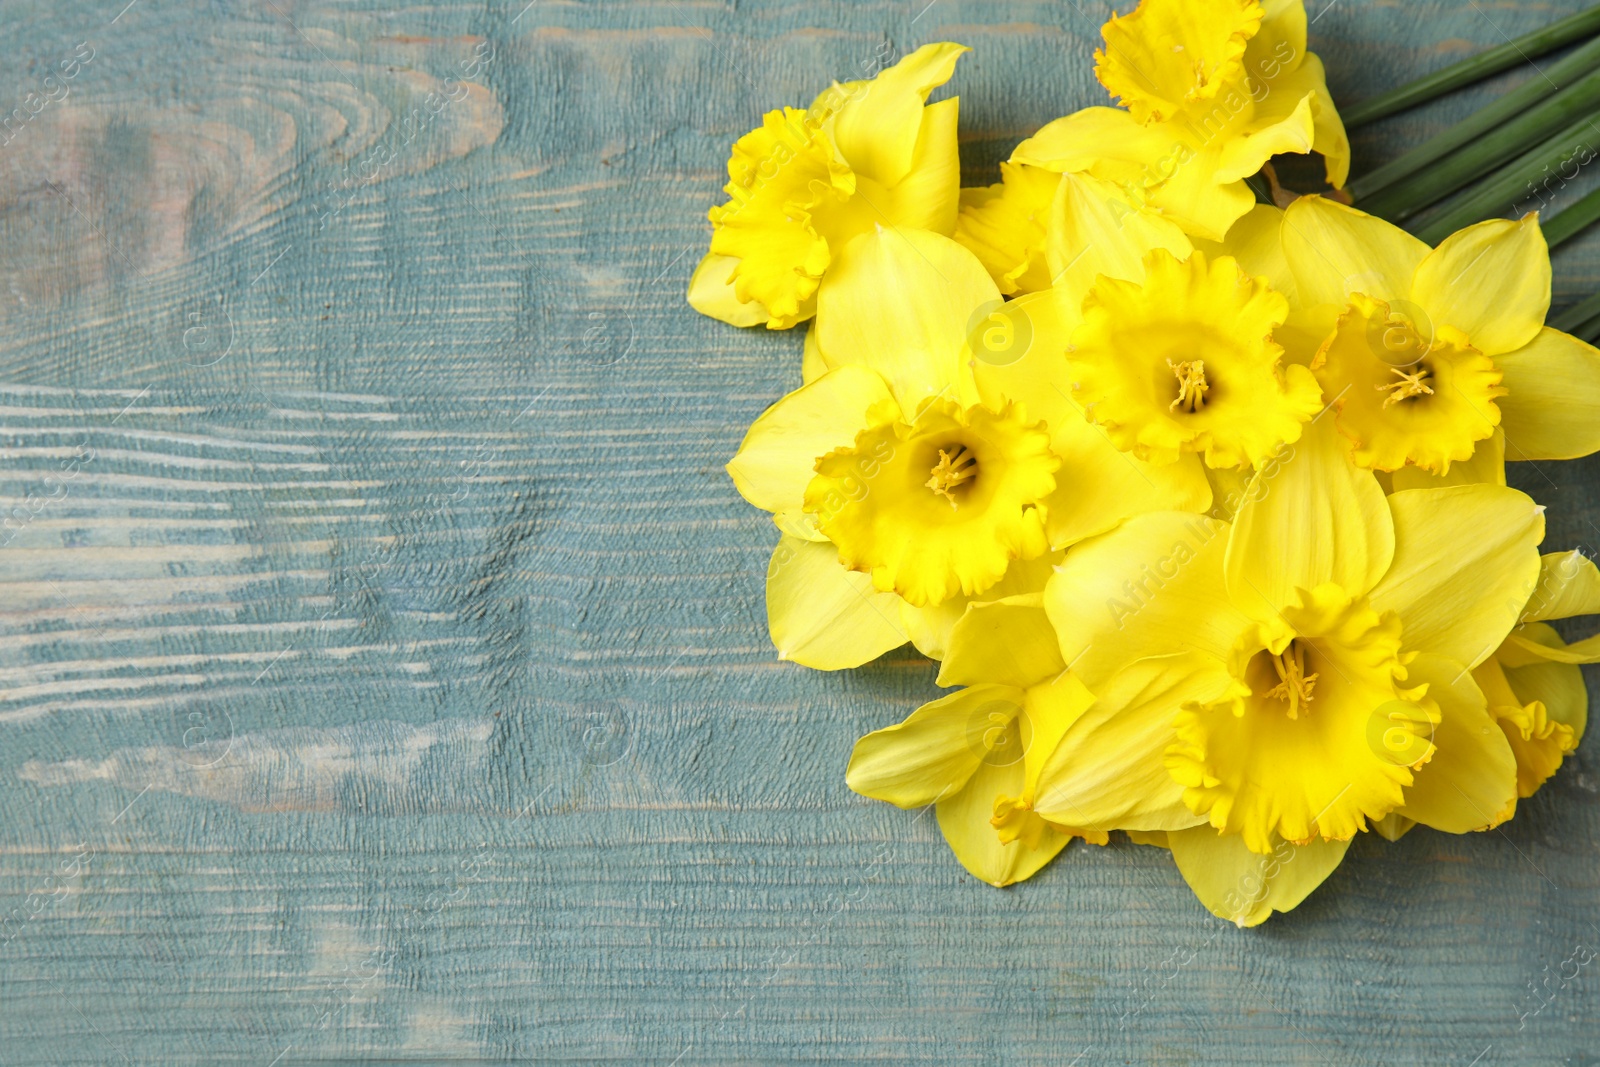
(1011, 106, 1176, 175)
(1281, 196, 1430, 308)
(1167, 827, 1351, 927)
(937, 746, 1073, 886)
(1522, 550, 1600, 622)
(1021, 671, 1097, 799)
(880, 97, 963, 235)
(1367, 485, 1544, 668)
(687, 253, 771, 328)
(1193, 203, 1297, 305)
(1504, 624, 1588, 743)
(1046, 424, 1215, 550)
(1224, 415, 1394, 614)
(1411, 215, 1549, 357)
(726, 366, 897, 516)
(1500, 629, 1600, 666)
(1031, 653, 1230, 832)
(1371, 812, 1416, 841)
(767, 536, 908, 669)
(816, 227, 992, 409)
(898, 552, 1062, 661)
(1398, 653, 1517, 832)
(1143, 141, 1258, 244)
(937, 594, 1066, 690)
(801, 325, 828, 384)
(1496, 328, 1600, 460)
(1046, 171, 1193, 304)
(1215, 90, 1316, 184)
(846, 683, 1021, 807)
(826, 42, 969, 188)
(1047, 511, 1252, 685)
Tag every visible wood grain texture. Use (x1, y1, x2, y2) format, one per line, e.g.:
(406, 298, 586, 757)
(0, 0, 1598, 1063)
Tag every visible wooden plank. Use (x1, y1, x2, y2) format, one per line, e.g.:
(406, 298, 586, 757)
(0, 0, 1597, 1063)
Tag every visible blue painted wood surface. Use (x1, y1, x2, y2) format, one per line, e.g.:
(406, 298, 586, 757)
(0, 0, 1597, 1063)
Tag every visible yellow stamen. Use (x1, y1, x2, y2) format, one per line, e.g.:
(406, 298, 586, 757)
(1376, 365, 1434, 408)
(1265, 641, 1319, 720)
(925, 445, 978, 507)
(1168, 359, 1210, 413)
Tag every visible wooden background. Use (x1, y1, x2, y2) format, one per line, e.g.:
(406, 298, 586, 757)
(1, 0, 1597, 1063)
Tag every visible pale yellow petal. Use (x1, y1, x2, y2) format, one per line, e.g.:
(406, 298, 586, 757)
(846, 683, 1021, 807)
(1215, 90, 1316, 184)
(898, 552, 1062, 660)
(1031, 654, 1230, 832)
(1045, 420, 1214, 550)
(937, 744, 1073, 886)
(1496, 328, 1600, 461)
(1010, 106, 1176, 175)
(1411, 215, 1549, 357)
(1142, 140, 1259, 243)
(1168, 827, 1351, 927)
(726, 366, 897, 516)
(1371, 813, 1415, 841)
(816, 227, 993, 409)
(937, 594, 1066, 690)
(825, 42, 968, 188)
(1193, 203, 1297, 305)
(1397, 653, 1517, 833)
(879, 97, 962, 236)
(1046, 171, 1193, 304)
(1367, 485, 1544, 668)
(687, 252, 771, 328)
(1522, 550, 1600, 623)
(1504, 624, 1588, 745)
(1224, 415, 1394, 614)
(767, 536, 907, 669)
(1046, 511, 1254, 685)
(801, 325, 828, 384)
(1281, 195, 1430, 308)
(1020, 671, 1097, 799)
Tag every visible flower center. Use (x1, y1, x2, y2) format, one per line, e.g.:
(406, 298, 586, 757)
(1376, 363, 1434, 408)
(925, 445, 978, 507)
(1259, 639, 1319, 720)
(1168, 359, 1210, 413)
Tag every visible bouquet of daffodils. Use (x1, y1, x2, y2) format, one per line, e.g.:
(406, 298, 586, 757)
(690, 0, 1600, 925)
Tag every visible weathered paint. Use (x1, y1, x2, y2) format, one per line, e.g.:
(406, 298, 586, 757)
(0, 0, 1597, 1063)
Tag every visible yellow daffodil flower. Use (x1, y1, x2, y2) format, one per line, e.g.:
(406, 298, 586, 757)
(846, 596, 1107, 886)
(728, 226, 1211, 669)
(1477, 549, 1599, 797)
(1030, 418, 1544, 924)
(688, 43, 968, 329)
(1068, 247, 1324, 468)
(975, 0, 1347, 248)
(1269, 196, 1600, 474)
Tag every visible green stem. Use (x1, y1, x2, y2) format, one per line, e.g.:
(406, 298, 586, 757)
(1550, 289, 1600, 333)
(1411, 116, 1600, 244)
(1571, 309, 1600, 343)
(1340, 5, 1600, 128)
(1349, 36, 1600, 203)
(1358, 67, 1600, 221)
(1543, 184, 1600, 247)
